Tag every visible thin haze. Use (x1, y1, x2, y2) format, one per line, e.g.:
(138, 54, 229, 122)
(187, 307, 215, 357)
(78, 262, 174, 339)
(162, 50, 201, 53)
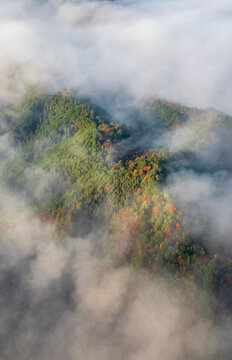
(0, 0, 232, 112)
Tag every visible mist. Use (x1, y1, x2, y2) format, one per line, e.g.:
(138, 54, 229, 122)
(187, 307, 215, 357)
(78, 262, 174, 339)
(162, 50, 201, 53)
(0, 0, 232, 113)
(152, 108, 232, 253)
(0, 183, 230, 360)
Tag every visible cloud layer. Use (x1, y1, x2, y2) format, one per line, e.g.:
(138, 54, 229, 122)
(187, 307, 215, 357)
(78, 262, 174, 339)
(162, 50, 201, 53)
(0, 0, 232, 112)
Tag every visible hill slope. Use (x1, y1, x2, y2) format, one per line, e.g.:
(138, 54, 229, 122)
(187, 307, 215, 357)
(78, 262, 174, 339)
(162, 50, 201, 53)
(2, 90, 232, 315)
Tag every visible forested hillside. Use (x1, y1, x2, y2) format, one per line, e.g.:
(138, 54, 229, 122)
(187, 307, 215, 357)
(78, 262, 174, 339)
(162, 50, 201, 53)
(1, 89, 232, 318)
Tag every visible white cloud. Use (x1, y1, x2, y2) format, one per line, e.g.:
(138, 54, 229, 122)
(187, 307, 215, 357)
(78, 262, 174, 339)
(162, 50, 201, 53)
(0, 0, 231, 112)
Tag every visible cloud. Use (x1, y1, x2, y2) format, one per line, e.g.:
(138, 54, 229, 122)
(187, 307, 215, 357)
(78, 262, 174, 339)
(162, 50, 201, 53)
(0, 196, 227, 360)
(0, 0, 232, 112)
(165, 169, 232, 253)
(154, 107, 232, 252)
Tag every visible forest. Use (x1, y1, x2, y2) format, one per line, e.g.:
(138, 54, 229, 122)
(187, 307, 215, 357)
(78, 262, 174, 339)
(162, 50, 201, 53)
(1, 88, 232, 318)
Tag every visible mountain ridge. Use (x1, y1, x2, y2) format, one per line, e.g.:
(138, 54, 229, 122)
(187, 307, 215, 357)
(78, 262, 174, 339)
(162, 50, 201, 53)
(2, 89, 232, 316)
